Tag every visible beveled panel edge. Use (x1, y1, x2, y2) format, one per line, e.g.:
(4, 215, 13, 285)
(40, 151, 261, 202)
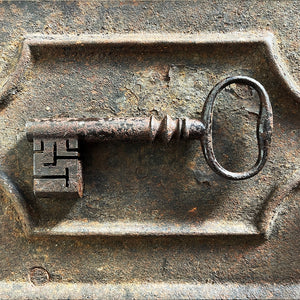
(0, 282, 298, 299)
(32, 220, 259, 237)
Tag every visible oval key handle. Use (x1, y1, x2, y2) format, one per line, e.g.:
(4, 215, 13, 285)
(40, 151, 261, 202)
(201, 76, 273, 180)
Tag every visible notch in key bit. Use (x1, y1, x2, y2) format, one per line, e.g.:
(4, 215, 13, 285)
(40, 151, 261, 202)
(33, 138, 83, 198)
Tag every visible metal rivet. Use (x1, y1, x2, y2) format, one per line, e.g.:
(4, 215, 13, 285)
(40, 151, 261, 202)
(29, 267, 50, 286)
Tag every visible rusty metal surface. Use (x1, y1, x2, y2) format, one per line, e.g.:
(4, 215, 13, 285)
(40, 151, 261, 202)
(0, 0, 299, 299)
(26, 116, 205, 142)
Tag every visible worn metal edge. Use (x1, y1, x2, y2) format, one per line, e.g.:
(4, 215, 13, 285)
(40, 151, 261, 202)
(32, 220, 260, 236)
(0, 282, 298, 299)
(0, 171, 33, 237)
(0, 31, 299, 105)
